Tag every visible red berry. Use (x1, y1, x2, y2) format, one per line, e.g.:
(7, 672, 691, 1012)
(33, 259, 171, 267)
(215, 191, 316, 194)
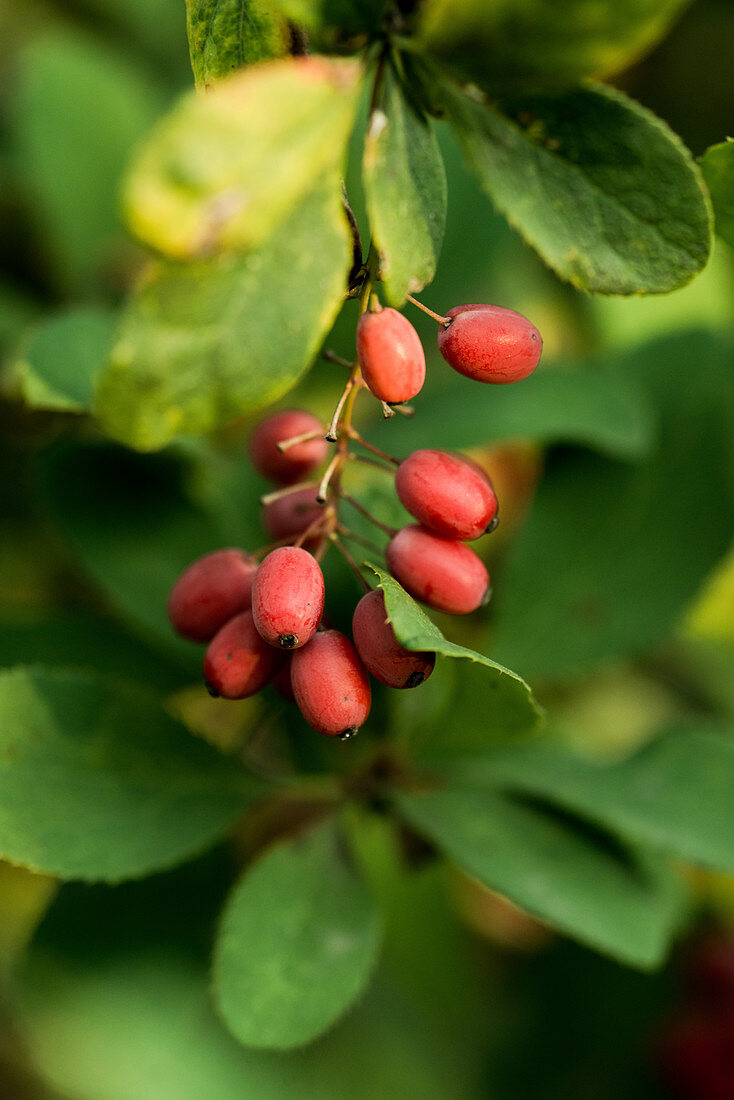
(249, 409, 327, 484)
(168, 548, 257, 643)
(262, 486, 324, 541)
(203, 610, 281, 699)
(386, 525, 490, 615)
(251, 546, 325, 650)
(395, 449, 498, 541)
(437, 303, 542, 384)
(356, 307, 426, 404)
(291, 629, 371, 738)
(272, 660, 295, 702)
(352, 589, 435, 689)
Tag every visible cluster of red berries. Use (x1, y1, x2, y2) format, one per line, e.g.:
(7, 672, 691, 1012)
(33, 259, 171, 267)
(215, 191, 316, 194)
(168, 300, 542, 740)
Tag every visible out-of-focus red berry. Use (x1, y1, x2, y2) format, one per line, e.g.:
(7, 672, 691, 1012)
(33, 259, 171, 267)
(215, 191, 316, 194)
(249, 409, 327, 484)
(203, 610, 281, 699)
(168, 548, 257, 643)
(352, 588, 435, 688)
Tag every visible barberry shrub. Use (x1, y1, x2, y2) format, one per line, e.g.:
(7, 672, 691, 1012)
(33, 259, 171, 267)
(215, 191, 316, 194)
(2, 0, 734, 1094)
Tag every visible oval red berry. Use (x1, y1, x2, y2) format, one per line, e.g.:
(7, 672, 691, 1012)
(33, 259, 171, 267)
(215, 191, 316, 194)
(203, 610, 281, 699)
(249, 408, 327, 485)
(262, 486, 324, 541)
(395, 449, 498, 541)
(437, 304, 542, 384)
(386, 525, 490, 615)
(356, 307, 426, 404)
(352, 589, 435, 689)
(168, 548, 257, 643)
(251, 546, 325, 650)
(291, 629, 371, 738)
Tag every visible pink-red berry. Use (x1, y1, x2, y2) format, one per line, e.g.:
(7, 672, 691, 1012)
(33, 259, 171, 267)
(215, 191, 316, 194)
(251, 546, 325, 650)
(356, 307, 426, 404)
(352, 589, 435, 689)
(437, 303, 542, 384)
(203, 610, 281, 699)
(262, 486, 324, 541)
(291, 629, 371, 738)
(168, 548, 257, 643)
(395, 449, 498, 541)
(249, 409, 327, 484)
(386, 525, 490, 615)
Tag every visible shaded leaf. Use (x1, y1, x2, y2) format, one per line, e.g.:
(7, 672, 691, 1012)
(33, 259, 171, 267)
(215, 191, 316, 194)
(0, 667, 260, 881)
(214, 817, 381, 1049)
(363, 64, 446, 305)
(396, 786, 685, 968)
(123, 56, 361, 259)
(11, 306, 116, 412)
(445, 80, 711, 294)
(701, 140, 734, 249)
(185, 0, 288, 89)
(96, 181, 351, 450)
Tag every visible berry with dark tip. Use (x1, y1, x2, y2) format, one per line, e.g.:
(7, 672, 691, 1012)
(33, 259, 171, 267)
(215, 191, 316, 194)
(249, 409, 327, 484)
(168, 548, 257, 643)
(251, 546, 325, 650)
(438, 303, 542, 384)
(356, 307, 426, 404)
(395, 449, 498, 541)
(203, 610, 281, 699)
(352, 589, 435, 689)
(291, 629, 371, 737)
(386, 525, 490, 615)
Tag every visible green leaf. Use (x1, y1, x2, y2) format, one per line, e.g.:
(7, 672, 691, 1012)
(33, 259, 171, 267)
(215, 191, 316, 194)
(363, 64, 446, 305)
(371, 362, 653, 460)
(417, 0, 691, 91)
(214, 818, 381, 1049)
(0, 667, 260, 881)
(366, 567, 543, 752)
(123, 56, 361, 260)
(96, 181, 352, 450)
(11, 306, 116, 413)
(396, 787, 685, 968)
(274, 0, 385, 46)
(449, 723, 734, 872)
(490, 332, 734, 678)
(445, 80, 711, 295)
(12, 31, 163, 296)
(185, 0, 288, 89)
(701, 140, 734, 249)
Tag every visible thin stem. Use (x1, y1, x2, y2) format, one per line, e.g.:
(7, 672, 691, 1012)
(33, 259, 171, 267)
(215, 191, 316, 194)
(323, 349, 355, 370)
(337, 523, 384, 557)
(326, 375, 355, 442)
(341, 492, 398, 537)
(348, 428, 400, 466)
(316, 453, 341, 503)
(345, 452, 395, 475)
(260, 480, 318, 506)
(406, 293, 451, 327)
(392, 403, 415, 417)
(330, 534, 371, 592)
(277, 427, 324, 453)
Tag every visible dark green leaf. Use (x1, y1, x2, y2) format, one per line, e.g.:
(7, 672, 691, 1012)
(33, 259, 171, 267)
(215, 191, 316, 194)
(274, 0, 385, 45)
(417, 0, 690, 91)
(185, 0, 288, 89)
(363, 64, 446, 305)
(11, 306, 116, 412)
(490, 332, 734, 678)
(396, 786, 685, 968)
(123, 57, 361, 259)
(96, 181, 352, 450)
(449, 722, 734, 871)
(12, 31, 163, 296)
(214, 818, 381, 1049)
(445, 81, 711, 294)
(371, 362, 653, 460)
(0, 667, 260, 881)
(701, 140, 734, 249)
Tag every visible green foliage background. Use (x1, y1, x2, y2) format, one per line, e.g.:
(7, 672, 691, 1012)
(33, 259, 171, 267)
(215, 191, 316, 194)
(0, 0, 733, 1096)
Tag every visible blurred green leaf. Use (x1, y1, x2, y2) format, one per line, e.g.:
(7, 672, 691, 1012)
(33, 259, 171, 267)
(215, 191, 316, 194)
(490, 332, 734, 679)
(185, 0, 288, 89)
(701, 139, 734, 249)
(11, 305, 116, 412)
(371, 362, 653, 460)
(444, 81, 711, 294)
(363, 64, 446, 305)
(450, 722, 734, 871)
(123, 56, 361, 259)
(71, 0, 191, 83)
(96, 181, 352, 450)
(396, 787, 685, 968)
(214, 818, 381, 1048)
(12, 30, 163, 295)
(0, 667, 260, 880)
(417, 0, 691, 91)
(0, 282, 37, 351)
(275, 0, 385, 45)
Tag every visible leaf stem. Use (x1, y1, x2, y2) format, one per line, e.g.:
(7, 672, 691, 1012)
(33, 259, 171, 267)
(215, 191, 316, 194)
(406, 293, 451, 326)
